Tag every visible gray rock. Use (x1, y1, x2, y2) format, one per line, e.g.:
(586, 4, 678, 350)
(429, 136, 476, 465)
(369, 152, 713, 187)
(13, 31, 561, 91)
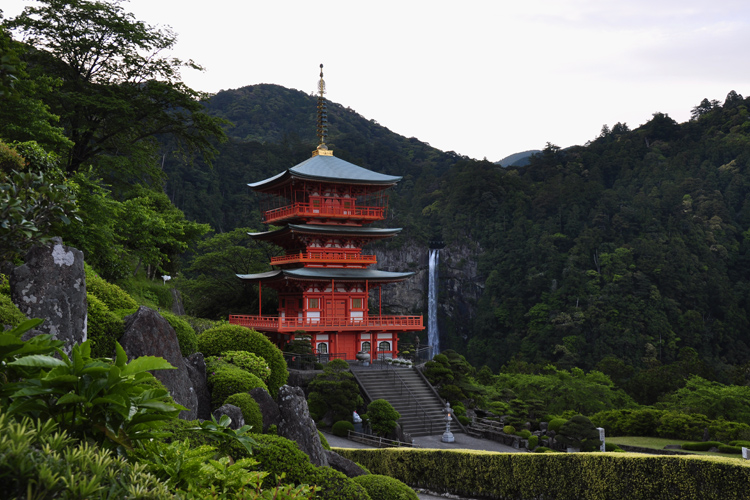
(121, 306, 198, 420)
(250, 387, 281, 432)
(324, 450, 367, 478)
(10, 238, 86, 355)
(539, 422, 549, 432)
(185, 352, 211, 420)
(277, 385, 328, 467)
(213, 404, 245, 430)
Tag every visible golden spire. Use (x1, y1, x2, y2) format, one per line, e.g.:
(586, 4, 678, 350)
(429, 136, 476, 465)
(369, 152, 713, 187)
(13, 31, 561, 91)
(313, 63, 333, 157)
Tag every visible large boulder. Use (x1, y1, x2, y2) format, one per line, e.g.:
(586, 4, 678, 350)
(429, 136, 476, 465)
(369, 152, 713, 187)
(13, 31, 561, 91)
(213, 404, 245, 430)
(121, 306, 198, 420)
(325, 450, 367, 478)
(10, 238, 86, 354)
(250, 387, 281, 432)
(276, 385, 328, 467)
(185, 352, 211, 420)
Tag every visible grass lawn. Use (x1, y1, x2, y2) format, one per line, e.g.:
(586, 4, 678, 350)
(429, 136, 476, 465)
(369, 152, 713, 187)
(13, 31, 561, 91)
(607, 436, 735, 457)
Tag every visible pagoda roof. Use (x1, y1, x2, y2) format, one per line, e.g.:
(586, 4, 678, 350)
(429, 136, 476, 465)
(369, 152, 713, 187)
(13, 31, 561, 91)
(248, 224, 402, 241)
(248, 154, 401, 191)
(237, 268, 413, 284)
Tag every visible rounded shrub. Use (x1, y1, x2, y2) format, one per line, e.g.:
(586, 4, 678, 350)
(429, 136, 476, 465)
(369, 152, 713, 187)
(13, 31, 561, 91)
(353, 474, 418, 500)
(718, 444, 742, 454)
(318, 430, 331, 450)
(198, 324, 288, 396)
(247, 434, 315, 488)
(160, 311, 198, 356)
(308, 466, 371, 500)
(333, 420, 355, 437)
(220, 350, 271, 382)
(223, 393, 263, 433)
(0, 292, 26, 328)
(367, 399, 401, 437)
(458, 415, 470, 426)
(206, 361, 268, 409)
(547, 418, 567, 433)
(681, 441, 723, 451)
(527, 435, 539, 449)
(85, 264, 138, 310)
(517, 429, 532, 439)
(503, 425, 516, 435)
(86, 292, 123, 358)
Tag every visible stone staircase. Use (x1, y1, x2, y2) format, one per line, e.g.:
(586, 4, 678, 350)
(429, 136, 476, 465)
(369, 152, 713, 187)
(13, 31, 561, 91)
(352, 366, 460, 437)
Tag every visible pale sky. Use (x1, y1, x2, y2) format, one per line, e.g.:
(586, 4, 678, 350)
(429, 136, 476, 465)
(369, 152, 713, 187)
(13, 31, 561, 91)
(3, 0, 750, 161)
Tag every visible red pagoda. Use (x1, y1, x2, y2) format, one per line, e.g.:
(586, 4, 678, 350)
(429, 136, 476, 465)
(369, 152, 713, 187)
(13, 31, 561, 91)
(228, 66, 424, 360)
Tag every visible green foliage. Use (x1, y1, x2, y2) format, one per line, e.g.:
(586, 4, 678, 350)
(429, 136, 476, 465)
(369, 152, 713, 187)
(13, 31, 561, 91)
(307, 466, 371, 500)
(198, 324, 288, 397)
(0, 412, 172, 499)
(352, 474, 418, 500)
(332, 420, 355, 437)
(2, 321, 183, 452)
(307, 361, 363, 424)
(224, 392, 263, 433)
(130, 439, 221, 491)
(0, 160, 79, 262)
(517, 429, 532, 439)
(84, 263, 138, 310)
(527, 435, 539, 449)
(367, 399, 401, 437)
(557, 415, 602, 452)
(0, 287, 26, 327)
(189, 414, 258, 458)
(206, 357, 268, 409)
(160, 310, 198, 357)
(547, 418, 567, 433)
(248, 434, 315, 489)
(85, 292, 123, 358)
(219, 350, 272, 382)
(717, 445, 742, 455)
(318, 430, 331, 450)
(503, 425, 516, 434)
(658, 376, 750, 425)
(338, 446, 750, 500)
(681, 441, 723, 451)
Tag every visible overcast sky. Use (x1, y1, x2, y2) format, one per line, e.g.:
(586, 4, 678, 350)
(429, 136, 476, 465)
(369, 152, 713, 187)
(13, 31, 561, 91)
(4, 0, 750, 161)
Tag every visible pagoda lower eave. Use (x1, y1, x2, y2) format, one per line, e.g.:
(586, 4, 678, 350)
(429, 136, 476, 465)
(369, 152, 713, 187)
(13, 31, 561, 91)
(228, 314, 423, 334)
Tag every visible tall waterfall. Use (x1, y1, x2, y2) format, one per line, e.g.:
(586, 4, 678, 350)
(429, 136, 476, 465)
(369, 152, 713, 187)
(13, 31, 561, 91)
(428, 248, 440, 356)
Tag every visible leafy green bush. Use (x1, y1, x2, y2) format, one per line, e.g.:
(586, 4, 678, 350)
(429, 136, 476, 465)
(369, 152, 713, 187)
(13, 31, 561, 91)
(206, 358, 268, 409)
(307, 466, 371, 500)
(333, 420, 355, 437)
(85, 264, 138, 310)
(319, 430, 331, 450)
(0, 291, 26, 328)
(352, 474, 418, 500)
(558, 415, 602, 452)
(528, 435, 539, 449)
(604, 442, 624, 452)
(246, 434, 316, 488)
(681, 441, 723, 451)
(224, 392, 263, 432)
(198, 324, 288, 396)
(86, 292, 124, 358)
(458, 415, 470, 426)
(308, 361, 363, 423)
(547, 418, 567, 433)
(729, 440, 750, 447)
(503, 425, 516, 434)
(367, 399, 401, 437)
(218, 350, 271, 382)
(533, 446, 555, 453)
(0, 412, 172, 499)
(517, 429, 532, 439)
(717, 444, 742, 454)
(160, 310, 198, 356)
(2, 323, 183, 451)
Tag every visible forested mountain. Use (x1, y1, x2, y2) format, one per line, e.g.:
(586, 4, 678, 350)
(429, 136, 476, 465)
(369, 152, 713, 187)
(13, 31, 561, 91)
(165, 86, 750, 401)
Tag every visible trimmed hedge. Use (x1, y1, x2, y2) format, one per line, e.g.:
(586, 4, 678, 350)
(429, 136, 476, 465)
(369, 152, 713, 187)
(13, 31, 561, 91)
(220, 350, 271, 383)
(206, 361, 268, 409)
(319, 430, 331, 450)
(85, 264, 138, 310)
(198, 325, 288, 396)
(86, 292, 124, 358)
(246, 434, 315, 488)
(335, 447, 750, 500)
(160, 311, 198, 357)
(681, 441, 723, 451)
(0, 292, 26, 328)
(307, 466, 371, 500)
(352, 474, 419, 500)
(224, 393, 263, 433)
(333, 420, 355, 437)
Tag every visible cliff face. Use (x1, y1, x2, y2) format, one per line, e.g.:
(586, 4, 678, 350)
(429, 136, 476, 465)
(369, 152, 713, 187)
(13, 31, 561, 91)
(371, 240, 484, 351)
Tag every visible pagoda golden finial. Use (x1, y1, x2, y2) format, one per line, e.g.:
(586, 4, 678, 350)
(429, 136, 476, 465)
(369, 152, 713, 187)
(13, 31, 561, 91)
(313, 63, 333, 157)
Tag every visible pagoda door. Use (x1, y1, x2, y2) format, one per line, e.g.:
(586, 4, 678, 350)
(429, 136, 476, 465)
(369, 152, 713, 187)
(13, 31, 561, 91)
(325, 299, 346, 324)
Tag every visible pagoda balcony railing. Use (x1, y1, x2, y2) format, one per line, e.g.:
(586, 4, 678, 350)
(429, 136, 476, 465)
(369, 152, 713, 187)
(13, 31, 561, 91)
(262, 202, 385, 223)
(229, 314, 423, 332)
(270, 251, 377, 266)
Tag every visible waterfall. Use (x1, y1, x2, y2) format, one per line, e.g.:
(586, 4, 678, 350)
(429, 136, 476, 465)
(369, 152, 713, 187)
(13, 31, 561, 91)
(428, 248, 440, 356)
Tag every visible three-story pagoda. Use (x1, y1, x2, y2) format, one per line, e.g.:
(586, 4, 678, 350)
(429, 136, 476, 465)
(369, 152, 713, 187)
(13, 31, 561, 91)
(229, 66, 424, 360)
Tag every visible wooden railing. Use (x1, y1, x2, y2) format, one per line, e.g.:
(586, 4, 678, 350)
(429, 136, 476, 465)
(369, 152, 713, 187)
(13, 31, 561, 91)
(270, 251, 377, 266)
(263, 202, 385, 223)
(229, 314, 423, 332)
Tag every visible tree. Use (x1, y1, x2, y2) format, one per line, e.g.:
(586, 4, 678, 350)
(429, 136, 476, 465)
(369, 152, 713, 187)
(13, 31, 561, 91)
(557, 415, 602, 452)
(5, 0, 226, 175)
(307, 359, 363, 425)
(366, 399, 400, 437)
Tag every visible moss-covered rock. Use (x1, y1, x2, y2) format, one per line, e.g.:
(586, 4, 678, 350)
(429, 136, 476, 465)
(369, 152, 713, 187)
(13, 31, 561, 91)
(198, 324, 288, 397)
